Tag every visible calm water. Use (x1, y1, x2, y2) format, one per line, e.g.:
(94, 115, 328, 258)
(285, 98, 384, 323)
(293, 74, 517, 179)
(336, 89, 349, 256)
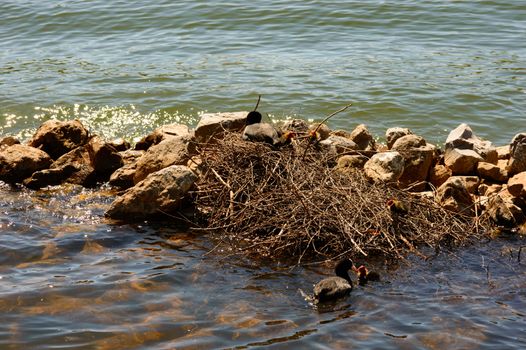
(1, 1, 526, 348)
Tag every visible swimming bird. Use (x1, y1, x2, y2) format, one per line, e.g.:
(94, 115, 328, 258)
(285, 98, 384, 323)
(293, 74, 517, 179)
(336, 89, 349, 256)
(355, 265, 381, 285)
(313, 258, 356, 303)
(242, 110, 282, 146)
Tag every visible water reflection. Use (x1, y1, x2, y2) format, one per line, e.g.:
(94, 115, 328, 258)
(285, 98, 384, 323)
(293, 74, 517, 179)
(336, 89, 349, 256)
(0, 185, 525, 349)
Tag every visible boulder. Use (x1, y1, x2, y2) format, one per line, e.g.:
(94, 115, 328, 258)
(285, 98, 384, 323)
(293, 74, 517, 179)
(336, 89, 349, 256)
(508, 172, 526, 198)
(435, 177, 474, 215)
(348, 124, 374, 150)
(195, 111, 248, 143)
(444, 148, 483, 175)
(486, 191, 525, 226)
(28, 120, 89, 159)
(386, 127, 412, 149)
(476, 162, 507, 183)
(0, 136, 20, 150)
(429, 164, 452, 189)
(496, 145, 510, 160)
(23, 165, 78, 190)
(364, 151, 405, 183)
(135, 123, 192, 151)
(0, 144, 52, 183)
(319, 135, 359, 154)
(334, 155, 368, 171)
(507, 133, 526, 176)
(397, 144, 435, 191)
(391, 135, 426, 151)
(50, 146, 96, 187)
(105, 165, 198, 220)
(133, 136, 195, 184)
(87, 136, 123, 179)
(445, 123, 497, 164)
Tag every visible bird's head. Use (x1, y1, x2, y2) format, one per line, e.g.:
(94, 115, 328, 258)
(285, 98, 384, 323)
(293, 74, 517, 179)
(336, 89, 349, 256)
(246, 111, 262, 125)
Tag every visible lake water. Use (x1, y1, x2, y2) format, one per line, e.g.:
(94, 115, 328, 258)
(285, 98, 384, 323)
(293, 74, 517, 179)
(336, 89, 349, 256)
(1, 1, 526, 348)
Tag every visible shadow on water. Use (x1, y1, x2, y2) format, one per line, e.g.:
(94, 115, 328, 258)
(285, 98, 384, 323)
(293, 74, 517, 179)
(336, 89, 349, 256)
(1, 184, 526, 349)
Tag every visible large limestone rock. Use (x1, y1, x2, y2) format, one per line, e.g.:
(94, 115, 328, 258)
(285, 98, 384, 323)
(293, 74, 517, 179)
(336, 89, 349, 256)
(397, 144, 435, 191)
(508, 172, 526, 198)
(476, 162, 507, 183)
(135, 123, 192, 151)
(348, 124, 374, 150)
(507, 133, 526, 176)
(445, 123, 497, 164)
(364, 151, 404, 183)
(28, 119, 89, 159)
(133, 136, 195, 184)
(444, 148, 483, 175)
(87, 136, 123, 180)
(195, 111, 248, 143)
(386, 127, 412, 149)
(435, 177, 474, 215)
(0, 144, 52, 183)
(106, 165, 198, 220)
(486, 191, 525, 226)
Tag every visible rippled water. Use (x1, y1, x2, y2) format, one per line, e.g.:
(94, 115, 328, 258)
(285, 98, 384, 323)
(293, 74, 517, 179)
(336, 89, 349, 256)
(1, 184, 525, 349)
(1, 1, 525, 144)
(2, 1, 526, 348)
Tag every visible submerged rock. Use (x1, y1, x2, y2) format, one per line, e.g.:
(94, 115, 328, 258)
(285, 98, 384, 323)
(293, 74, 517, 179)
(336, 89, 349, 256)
(28, 119, 89, 160)
(0, 144, 52, 183)
(363, 151, 404, 183)
(106, 165, 198, 220)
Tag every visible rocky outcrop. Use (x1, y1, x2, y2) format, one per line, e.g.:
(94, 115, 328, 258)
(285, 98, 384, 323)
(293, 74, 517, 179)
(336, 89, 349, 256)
(435, 177, 474, 215)
(0, 144, 52, 183)
(349, 124, 374, 150)
(364, 152, 404, 183)
(195, 112, 247, 143)
(28, 120, 89, 160)
(135, 123, 192, 151)
(133, 136, 195, 184)
(507, 133, 526, 176)
(106, 165, 198, 220)
(386, 127, 412, 149)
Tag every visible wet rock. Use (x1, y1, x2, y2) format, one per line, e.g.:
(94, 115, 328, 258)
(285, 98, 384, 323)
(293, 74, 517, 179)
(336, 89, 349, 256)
(51, 146, 96, 187)
(23, 164, 78, 190)
(108, 138, 131, 152)
(334, 154, 368, 171)
(308, 123, 331, 141)
(496, 145, 510, 160)
(87, 136, 124, 180)
(507, 172, 526, 198)
(349, 124, 374, 150)
(486, 191, 525, 226)
(195, 111, 247, 143)
(135, 123, 192, 151)
(397, 144, 435, 191)
(435, 176, 474, 215)
(319, 135, 359, 154)
(106, 165, 198, 220)
(0, 144, 52, 183)
(109, 163, 137, 190)
(507, 133, 526, 176)
(364, 151, 405, 183)
(429, 164, 452, 189)
(444, 148, 483, 175)
(386, 127, 413, 149)
(133, 136, 195, 184)
(476, 162, 507, 183)
(281, 119, 309, 133)
(445, 123, 497, 164)
(0, 136, 20, 150)
(28, 119, 89, 160)
(391, 135, 426, 151)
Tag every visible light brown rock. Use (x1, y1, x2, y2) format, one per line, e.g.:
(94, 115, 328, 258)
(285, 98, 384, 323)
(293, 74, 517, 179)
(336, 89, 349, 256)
(0, 144, 52, 183)
(507, 133, 526, 176)
(28, 119, 89, 159)
(108, 138, 131, 152)
(133, 136, 195, 184)
(397, 144, 435, 191)
(496, 145, 510, 160)
(51, 146, 96, 187)
(452, 176, 480, 194)
(109, 163, 137, 190)
(486, 191, 525, 226)
(0, 136, 20, 150)
(478, 183, 502, 197)
(507, 172, 526, 198)
(444, 148, 483, 175)
(195, 111, 248, 143)
(349, 124, 374, 150)
(385, 127, 412, 149)
(435, 177, 474, 215)
(429, 164, 452, 189)
(319, 135, 359, 154)
(23, 164, 78, 189)
(87, 136, 124, 179)
(364, 151, 405, 183)
(476, 162, 507, 183)
(135, 123, 192, 151)
(334, 155, 368, 171)
(308, 124, 331, 141)
(445, 123, 497, 164)
(106, 165, 198, 220)
(391, 135, 426, 151)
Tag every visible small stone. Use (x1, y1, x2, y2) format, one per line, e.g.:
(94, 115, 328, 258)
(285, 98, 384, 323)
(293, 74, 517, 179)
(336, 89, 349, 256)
(195, 112, 248, 143)
(364, 151, 405, 183)
(486, 191, 525, 226)
(308, 124, 331, 141)
(476, 162, 508, 183)
(478, 183, 502, 197)
(444, 148, 483, 175)
(28, 119, 89, 160)
(281, 119, 309, 133)
(385, 127, 413, 149)
(109, 163, 137, 190)
(23, 165, 78, 190)
(0, 144, 53, 184)
(51, 146, 96, 187)
(319, 135, 359, 154)
(452, 176, 480, 194)
(108, 138, 131, 152)
(348, 124, 374, 150)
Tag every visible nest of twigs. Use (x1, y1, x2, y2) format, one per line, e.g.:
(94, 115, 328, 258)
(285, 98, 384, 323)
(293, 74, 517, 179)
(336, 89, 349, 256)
(191, 132, 486, 262)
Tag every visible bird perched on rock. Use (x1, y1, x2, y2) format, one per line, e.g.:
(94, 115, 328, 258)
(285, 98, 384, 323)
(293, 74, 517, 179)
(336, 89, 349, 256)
(242, 107, 283, 146)
(313, 258, 356, 303)
(386, 198, 409, 216)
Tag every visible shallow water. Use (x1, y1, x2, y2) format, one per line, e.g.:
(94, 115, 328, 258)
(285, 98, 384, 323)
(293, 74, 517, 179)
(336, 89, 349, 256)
(1, 184, 525, 349)
(1, 1, 525, 144)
